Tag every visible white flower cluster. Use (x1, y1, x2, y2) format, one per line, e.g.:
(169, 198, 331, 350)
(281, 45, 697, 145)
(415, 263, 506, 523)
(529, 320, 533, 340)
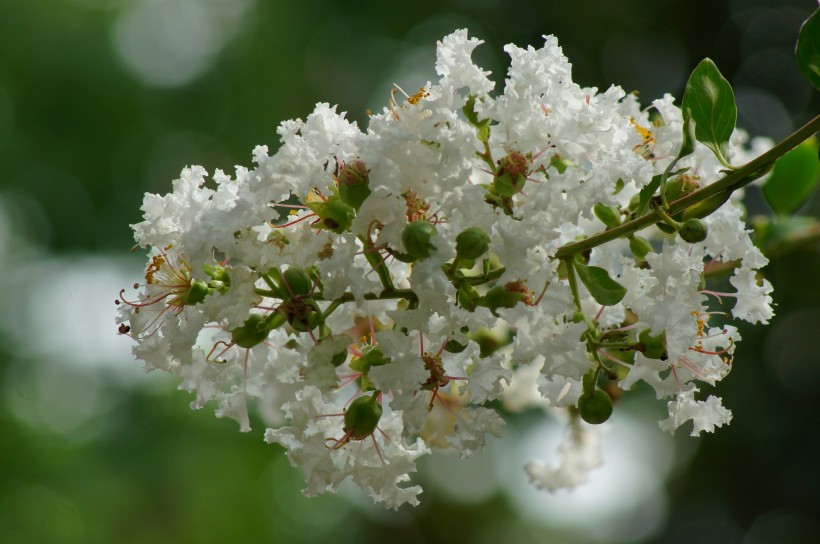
(117, 30, 773, 508)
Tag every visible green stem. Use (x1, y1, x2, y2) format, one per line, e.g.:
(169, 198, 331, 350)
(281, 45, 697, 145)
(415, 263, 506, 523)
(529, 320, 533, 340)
(554, 114, 820, 259)
(255, 288, 277, 297)
(261, 272, 279, 292)
(358, 235, 395, 291)
(460, 265, 506, 285)
(479, 140, 496, 171)
(653, 203, 681, 230)
(313, 289, 418, 304)
(563, 258, 597, 334)
(658, 158, 680, 210)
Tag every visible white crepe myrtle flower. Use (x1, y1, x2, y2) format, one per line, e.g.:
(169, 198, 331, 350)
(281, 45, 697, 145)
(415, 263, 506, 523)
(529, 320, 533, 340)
(117, 29, 779, 507)
(659, 388, 733, 436)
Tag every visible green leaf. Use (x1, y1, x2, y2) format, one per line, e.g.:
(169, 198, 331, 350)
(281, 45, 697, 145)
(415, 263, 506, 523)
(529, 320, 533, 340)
(681, 58, 737, 168)
(637, 174, 663, 216)
(796, 8, 820, 90)
(575, 262, 626, 306)
(679, 113, 696, 159)
(762, 137, 820, 215)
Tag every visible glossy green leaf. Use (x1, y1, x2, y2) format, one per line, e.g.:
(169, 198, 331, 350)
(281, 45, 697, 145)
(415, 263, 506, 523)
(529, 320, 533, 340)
(679, 113, 696, 159)
(796, 8, 820, 90)
(681, 59, 737, 168)
(762, 137, 820, 215)
(575, 262, 626, 306)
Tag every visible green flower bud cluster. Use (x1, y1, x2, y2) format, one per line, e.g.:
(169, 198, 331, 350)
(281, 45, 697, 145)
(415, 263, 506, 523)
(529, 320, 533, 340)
(179, 263, 232, 306)
(281, 160, 374, 237)
(259, 266, 324, 333)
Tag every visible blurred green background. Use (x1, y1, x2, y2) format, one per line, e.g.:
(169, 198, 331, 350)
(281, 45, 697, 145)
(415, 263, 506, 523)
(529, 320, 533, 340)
(1, 0, 818, 542)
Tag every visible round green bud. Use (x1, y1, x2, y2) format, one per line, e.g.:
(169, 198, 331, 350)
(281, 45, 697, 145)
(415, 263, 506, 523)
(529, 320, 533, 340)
(402, 220, 438, 260)
(282, 267, 313, 297)
(662, 179, 686, 202)
(344, 395, 383, 440)
(337, 160, 371, 210)
(663, 176, 699, 203)
(577, 389, 613, 424)
(629, 235, 653, 260)
(232, 313, 270, 349)
(593, 203, 622, 228)
(679, 218, 708, 243)
(455, 227, 491, 260)
(638, 329, 667, 360)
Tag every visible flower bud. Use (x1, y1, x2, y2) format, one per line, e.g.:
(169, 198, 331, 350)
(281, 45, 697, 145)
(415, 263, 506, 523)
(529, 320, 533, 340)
(593, 203, 621, 228)
(337, 160, 371, 210)
(638, 329, 666, 359)
(679, 218, 708, 243)
(577, 389, 613, 424)
(232, 313, 270, 349)
(402, 220, 438, 260)
(662, 177, 697, 203)
(455, 227, 491, 260)
(629, 235, 653, 260)
(344, 394, 383, 440)
(283, 267, 313, 297)
(203, 264, 231, 292)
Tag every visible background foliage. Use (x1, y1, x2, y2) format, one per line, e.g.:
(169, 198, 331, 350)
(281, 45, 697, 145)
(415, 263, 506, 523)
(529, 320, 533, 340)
(1, 0, 818, 542)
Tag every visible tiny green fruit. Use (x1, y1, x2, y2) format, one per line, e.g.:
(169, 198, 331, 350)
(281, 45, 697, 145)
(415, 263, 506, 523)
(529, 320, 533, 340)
(455, 227, 490, 260)
(232, 313, 270, 349)
(593, 203, 621, 228)
(282, 267, 313, 297)
(629, 235, 653, 260)
(577, 389, 613, 424)
(402, 220, 438, 260)
(344, 395, 383, 440)
(679, 218, 708, 243)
